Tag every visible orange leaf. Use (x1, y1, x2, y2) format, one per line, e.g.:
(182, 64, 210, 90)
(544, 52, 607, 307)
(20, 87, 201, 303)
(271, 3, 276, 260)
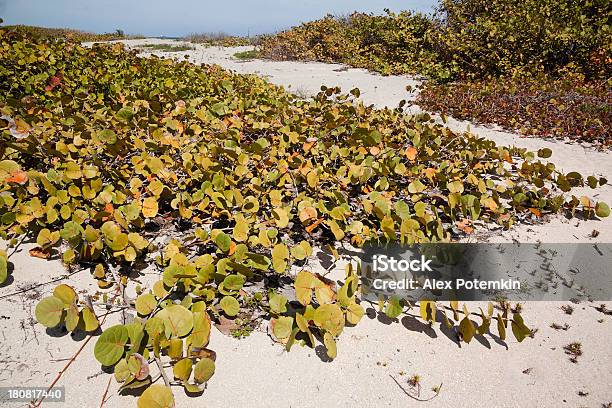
(424, 168, 436, 180)
(405, 147, 417, 161)
(29, 247, 50, 259)
(5, 170, 28, 184)
(528, 208, 542, 217)
(498, 213, 511, 222)
(456, 219, 474, 234)
(228, 241, 236, 256)
(305, 218, 324, 234)
(483, 197, 498, 211)
(369, 146, 381, 156)
(303, 141, 315, 152)
(299, 207, 318, 223)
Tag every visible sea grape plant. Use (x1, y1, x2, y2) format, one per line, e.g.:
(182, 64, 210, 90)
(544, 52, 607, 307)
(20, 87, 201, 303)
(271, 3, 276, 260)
(0, 29, 608, 405)
(260, 1, 610, 81)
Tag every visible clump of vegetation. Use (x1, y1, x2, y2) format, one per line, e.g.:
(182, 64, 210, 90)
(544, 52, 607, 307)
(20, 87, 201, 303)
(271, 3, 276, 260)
(260, 1, 610, 82)
(594, 304, 612, 315)
(1, 25, 137, 42)
(550, 322, 570, 331)
(390, 372, 442, 401)
(0, 28, 609, 406)
(260, 11, 439, 77)
(561, 305, 575, 315)
(184, 32, 253, 47)
(233, 50, 260, 60)
(260, 0, 611, 146)
(564, 342, 583, 363)
(136, 43, 195, 53)
(416, 76, 611, 146)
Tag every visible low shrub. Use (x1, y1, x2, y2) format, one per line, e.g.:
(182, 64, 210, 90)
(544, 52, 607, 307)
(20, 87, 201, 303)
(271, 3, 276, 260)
(1, 24, 134, 43)
(136, 43, 195, 52)
(417, 76, 612, 146)
(184, 32, 253, 47)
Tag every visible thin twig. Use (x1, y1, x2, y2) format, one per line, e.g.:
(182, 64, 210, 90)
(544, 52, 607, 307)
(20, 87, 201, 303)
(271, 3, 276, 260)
(154, 356, 171, 387)
(389, 375, 442, 402)
(99, 376, 113, 407)
(6, 233, 30, 259)
(29, 311, 109, 407)
(108, 264, 127, 324)
(0, 267, 87, 300)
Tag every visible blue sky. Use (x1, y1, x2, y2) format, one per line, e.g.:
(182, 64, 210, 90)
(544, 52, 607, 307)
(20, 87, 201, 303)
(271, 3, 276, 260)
(0, 0, 437, 37)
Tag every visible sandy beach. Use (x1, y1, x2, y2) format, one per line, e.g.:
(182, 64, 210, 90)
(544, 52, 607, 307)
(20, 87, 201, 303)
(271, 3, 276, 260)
(0, 39, 610, 407)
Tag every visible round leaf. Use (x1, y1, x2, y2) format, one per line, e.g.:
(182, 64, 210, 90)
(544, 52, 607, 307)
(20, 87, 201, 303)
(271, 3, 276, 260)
(193, 358, 215, 384)
(35, 296, 65, 328)
(137, 385, 175, 408)
(157, 305, 194, 338)
(94, 324, 129, 366)
(219, 296, 240, 317)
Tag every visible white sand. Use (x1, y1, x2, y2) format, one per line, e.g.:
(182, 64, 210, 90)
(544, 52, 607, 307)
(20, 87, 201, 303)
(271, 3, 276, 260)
(1, 39, 610, 408)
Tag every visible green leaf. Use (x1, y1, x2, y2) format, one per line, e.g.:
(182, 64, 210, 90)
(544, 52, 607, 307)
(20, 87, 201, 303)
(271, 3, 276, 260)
(223, 274, 245, 291)
(268, 292, 288, 314)
(511, 312, 531, 342)
(157, 305, 194, 338)
(99, 129, 117, 144)
(135, 293, 157, 316)
(385, 297, 403, 319)
(290, 240, 312, 260)
(595, 202, 610, 218)
(210, 102, 228, 116)
(271, 243, 289, 273)
(313, 303, 344, 337)
(232, 219, 249, 242)
(219, 296, 240, 317)
(116, 107, 135, 121)
(346, 302, 364, 325)
(189, 311, 211, 348)
(272, 316, 293, 339)
(323, 332, 337, 359)
(408, 179, 426, 194)
(53, 284, 77, 305)
(81, 307, 100, 332)
(459, 315, 476, 343)
(65, 303, 79, 332)
(173, 358, 193, 382)
(60, 221, 83, 241)
(215, 232, 232, 252)
(0, 255, 6, 285)
(537, 148, 552, 159)
(114, 358, 131, 382)
(35, 296, 65, 328)
(94, 325, 129, 366)
(137, 384, 175, 408)
(497, 313, 506, 341)
(193, 358, 215, 383)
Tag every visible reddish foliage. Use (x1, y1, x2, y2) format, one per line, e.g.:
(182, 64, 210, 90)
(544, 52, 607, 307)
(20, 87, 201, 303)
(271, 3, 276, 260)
(417, 76, 611, 148)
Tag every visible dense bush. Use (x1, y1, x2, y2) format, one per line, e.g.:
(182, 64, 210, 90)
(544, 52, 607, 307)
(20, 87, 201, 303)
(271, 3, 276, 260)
(260, 11, 441, 77)
(417, 76, 612, 146)
(433, 0, 611, 80)
(260, 1, 611, 81)
(1, 29, 609, 406)
(1, 24, 132, 43)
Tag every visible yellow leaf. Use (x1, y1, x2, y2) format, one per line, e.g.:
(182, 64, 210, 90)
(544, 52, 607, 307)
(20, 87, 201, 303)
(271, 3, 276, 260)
(142, 197, 159, 218)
